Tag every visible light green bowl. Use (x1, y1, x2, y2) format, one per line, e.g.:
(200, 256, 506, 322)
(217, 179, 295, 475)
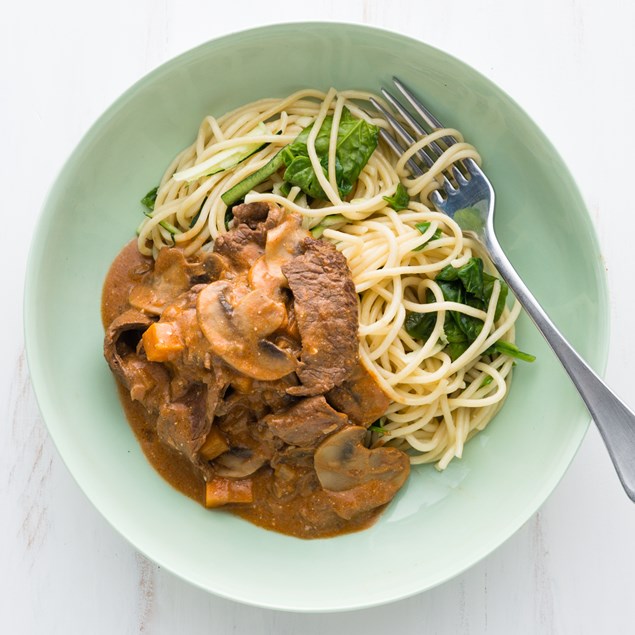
(24, 23, 608, 611)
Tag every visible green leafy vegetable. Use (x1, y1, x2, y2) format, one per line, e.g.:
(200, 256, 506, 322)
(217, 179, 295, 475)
(282, 108, 379, 199)
(220, 108, 379, 206)
(482, 272, 508, 321)
(436, 263, 459, 282)
(447, 341, 470, 360)
(404, 290, 438, 340)
(405, 257, 533, 363)
(383, 183, 410, 211)
(480, 375, 494, 388)
(455, 257, 484, 298)
(368, 418, 390, 436)
(413, 222, 443, 251)
(491, 341, 536, 362)
(141, 187, 158, 211)
(283, 153, 348, 200)
(336, 109, 380, 186)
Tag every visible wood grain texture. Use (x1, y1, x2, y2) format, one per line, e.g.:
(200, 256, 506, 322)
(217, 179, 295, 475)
(2, 1, 635, 633)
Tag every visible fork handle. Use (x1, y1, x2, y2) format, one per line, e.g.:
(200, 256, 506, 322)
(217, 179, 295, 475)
(483, 232, 635, 501)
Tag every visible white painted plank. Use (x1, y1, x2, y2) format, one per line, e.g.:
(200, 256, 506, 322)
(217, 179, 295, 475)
(2, 0, 635, 633)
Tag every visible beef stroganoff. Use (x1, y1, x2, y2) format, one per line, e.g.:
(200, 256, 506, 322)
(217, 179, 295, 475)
(102, 88, 533, 537)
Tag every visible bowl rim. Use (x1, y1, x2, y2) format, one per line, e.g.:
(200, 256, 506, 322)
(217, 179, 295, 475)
(23, 20, 610, 612)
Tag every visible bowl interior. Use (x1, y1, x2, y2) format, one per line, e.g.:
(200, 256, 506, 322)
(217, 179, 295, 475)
(25, 23, 608, 611)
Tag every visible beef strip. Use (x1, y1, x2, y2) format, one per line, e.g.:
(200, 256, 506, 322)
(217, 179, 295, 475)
(282, 237, 359, 396)
(326, 362, 390, 427)
(103, 309, 170, 411)
(231, 201, 271, 228)
(214, 202, 286, 273)
(213, 224, 266, 272)
(263, 396, 348, 448)
(157, 383, 209, 457)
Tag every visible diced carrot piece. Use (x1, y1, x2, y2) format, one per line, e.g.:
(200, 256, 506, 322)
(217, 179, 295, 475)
(199, 428, 230, 461)
(142, 322, 184, 362)
(205, 478, 253, 508)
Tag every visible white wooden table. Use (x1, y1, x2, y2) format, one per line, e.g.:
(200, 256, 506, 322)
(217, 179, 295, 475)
(3, 2, 635, 633)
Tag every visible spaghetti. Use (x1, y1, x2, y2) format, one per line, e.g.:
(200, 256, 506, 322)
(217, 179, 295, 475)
(137, 88, 524, 470)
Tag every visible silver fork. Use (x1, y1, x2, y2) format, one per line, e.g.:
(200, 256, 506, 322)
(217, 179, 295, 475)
(373, 77, 635, 502)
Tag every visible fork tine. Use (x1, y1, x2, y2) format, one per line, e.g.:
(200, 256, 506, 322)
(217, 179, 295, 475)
(392, 77, 458, 149)
(429, 190, 445, 209)
(380, 89, 445, 158)
(369, 97, 435, 168)
(378, 129, 424, 177)
(393, 77, 444, 131)
(451, 165, 468, 186)
(443, 179, 457, 196)
(370, 97, 455, 191)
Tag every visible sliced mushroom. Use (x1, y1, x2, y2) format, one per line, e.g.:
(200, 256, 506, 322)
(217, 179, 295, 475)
(214, 447, 267, 478)
(129, 248, 226, 315)
(249, 212, 308, 296)
(196, 280, 297, 380)
(314, 426, 410, 520)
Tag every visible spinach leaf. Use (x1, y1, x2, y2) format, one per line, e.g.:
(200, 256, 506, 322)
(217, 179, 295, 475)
(482, 272, 509, 321)
(447, 341, 470, 361)
(279, 181, 292, 197)
(456, 258, 484, 299)
(141, 186, 158, 211)
(283, 153, 349, 200)
(404, 290, 438, 340)
(220, 109, 378, 205)
(282, 107, 378, 200)
(286, 116, 333, 157)
(437, 280, 462, 304)
(283, 155, 328, 200)
(436, 263, 460, 282)
(383, 183, 410, 211)
(455, 311, 484, 343)
(405, 310, 437, 341)
(404, 257, 533, 362)
(491, 341, 536, 362)
(336, 108, 380, 186)
(438, 280, 484, 347)
(439, 258, 484, 297)
(413, 221, 443, 251)
(443, 313, 468, 344)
